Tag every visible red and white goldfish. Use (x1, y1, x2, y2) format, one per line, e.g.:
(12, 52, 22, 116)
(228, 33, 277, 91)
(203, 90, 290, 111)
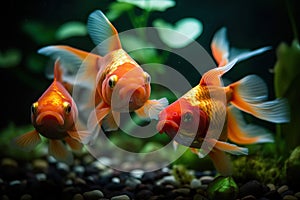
(156, 27, 290, 175)
(38, 10, 168, 143)
(14, 59, 84, 164)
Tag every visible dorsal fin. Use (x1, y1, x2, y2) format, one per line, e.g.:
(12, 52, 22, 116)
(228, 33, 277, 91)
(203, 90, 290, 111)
(211, 27, 271, 66)
(53, 59, 63, 83)
(87, 10, 122, 56)
(211, 27, 229, 66)
(200, 59, 238, 87)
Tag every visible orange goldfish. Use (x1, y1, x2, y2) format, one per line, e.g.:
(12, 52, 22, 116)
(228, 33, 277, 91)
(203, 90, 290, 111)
(38, 10, 168, 143)
(156, 28, 290, 175)
(14, 59, 84, 164)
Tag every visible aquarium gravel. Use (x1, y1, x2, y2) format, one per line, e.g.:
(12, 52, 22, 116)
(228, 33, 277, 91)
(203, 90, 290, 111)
(0, 155, 299, 200)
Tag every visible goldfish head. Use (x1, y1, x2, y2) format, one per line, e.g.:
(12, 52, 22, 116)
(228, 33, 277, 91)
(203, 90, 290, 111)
(100, 63, 151, 112)
(31, 82, 78, 140)
(156, 98, 210, 148)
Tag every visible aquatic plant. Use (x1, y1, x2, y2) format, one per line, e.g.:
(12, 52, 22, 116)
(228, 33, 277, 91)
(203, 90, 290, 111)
(207, 176, 239, 200)
(171, 164, 195, 185)
(232, 155, 285, 184)
(273, 0, 300, 155)
(285, 146, 300, 189)
(273, 40, 300, 155)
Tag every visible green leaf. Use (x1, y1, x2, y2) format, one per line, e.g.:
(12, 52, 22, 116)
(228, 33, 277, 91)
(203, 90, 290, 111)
(274, 40, 300, 97)
(0, 49, 22, 68)
(22, 20, 56, 44)
(153, 18, 203, 48)
(207, 176, 239, 200)
(118, 0, 175, 11)
(55, 21, 87, 40)
(120, 34, 158, 63)
(106, 2, 134, 21)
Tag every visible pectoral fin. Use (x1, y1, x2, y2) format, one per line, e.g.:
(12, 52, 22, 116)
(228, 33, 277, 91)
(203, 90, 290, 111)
(48, 139, 73, 164)
(102, 111, 120, 131)
(208, 148, 233, 176)
(13, 130, 42, 151)
(85, 102, 111, 144)
(207, 138, 248, 155)
(135, 98, 169, 120)
(64, 136, 83, 151)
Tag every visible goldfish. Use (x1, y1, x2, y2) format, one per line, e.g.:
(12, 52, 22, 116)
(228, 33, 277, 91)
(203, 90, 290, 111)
(38, 10, 168, 143)
(156, 27, 290, 175)
(13, 59, 85, 164)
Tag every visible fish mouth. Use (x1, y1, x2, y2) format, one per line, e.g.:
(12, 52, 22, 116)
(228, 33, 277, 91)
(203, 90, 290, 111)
(36, 111, 65, 126)
(114, 84, 148, 111)
(156, 120, 179, 137)
(157, 119, 199, 148)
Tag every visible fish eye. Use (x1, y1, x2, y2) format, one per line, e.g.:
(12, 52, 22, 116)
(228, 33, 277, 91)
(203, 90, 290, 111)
(31, 102, 38, 114)
(144, 72, 151, 84)
(108, 75, 118, 88)
(183, 111, 193, 122)
(63, 102, 71, 114)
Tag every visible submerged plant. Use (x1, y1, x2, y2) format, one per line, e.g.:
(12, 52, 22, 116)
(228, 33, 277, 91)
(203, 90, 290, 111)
(171, 164, 195, 185)
(285, 146, 300, 189)
(207, 176, 239, 200)
(232, 156, 285, 184)
(273, 0, 300, 156)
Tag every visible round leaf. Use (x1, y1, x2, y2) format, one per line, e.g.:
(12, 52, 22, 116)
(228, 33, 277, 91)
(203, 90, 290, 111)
(153, 18, 203, 48)
(118, 0, 175, 11)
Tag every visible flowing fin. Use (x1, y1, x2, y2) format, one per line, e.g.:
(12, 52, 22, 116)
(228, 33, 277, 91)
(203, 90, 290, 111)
(227, 105, 274, 144)
(211, 27, 271, 66)
(102, 111, 120, 131)
(211, 27, 229, 66)
(135, 98, 169, 120)
(190, 148, 206, 158)
(86, 103, 111, 143)
(87, 10, 122, 55)
(68, 129, 92, 145)
(228, 75, 290, 123)
(207, 139, 248, 155)
(38, 45, 100, 88)
(173, 140, 179, 151)
(208, 148, 233, 176)
(48, 139, 73, 164)
(13, 130, 42, 151)
(64, 136, 83, 151)
(229, 46, 272, 63)
(200, 59, 238, 86)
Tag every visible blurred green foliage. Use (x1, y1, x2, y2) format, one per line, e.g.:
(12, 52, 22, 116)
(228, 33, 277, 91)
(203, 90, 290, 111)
(274, 40, 300, 155)
(0, 123, 47, 160)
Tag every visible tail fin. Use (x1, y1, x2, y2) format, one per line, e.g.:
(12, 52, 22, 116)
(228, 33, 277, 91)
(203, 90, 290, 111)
(211, 27, 271, 66)
(38, 45, 100, 89)
(228, 75, 290, 123)
(227, 105, 274, 144)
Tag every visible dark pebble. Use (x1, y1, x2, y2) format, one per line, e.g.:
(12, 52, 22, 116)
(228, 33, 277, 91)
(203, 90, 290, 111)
(281, 190, 295, 197)
(135, 189, 154, 200)
(264, 189, 282, 200)
(241, 195, 256, 200)
(238, 180, 268, 198)
(83, 189, 104, 200)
